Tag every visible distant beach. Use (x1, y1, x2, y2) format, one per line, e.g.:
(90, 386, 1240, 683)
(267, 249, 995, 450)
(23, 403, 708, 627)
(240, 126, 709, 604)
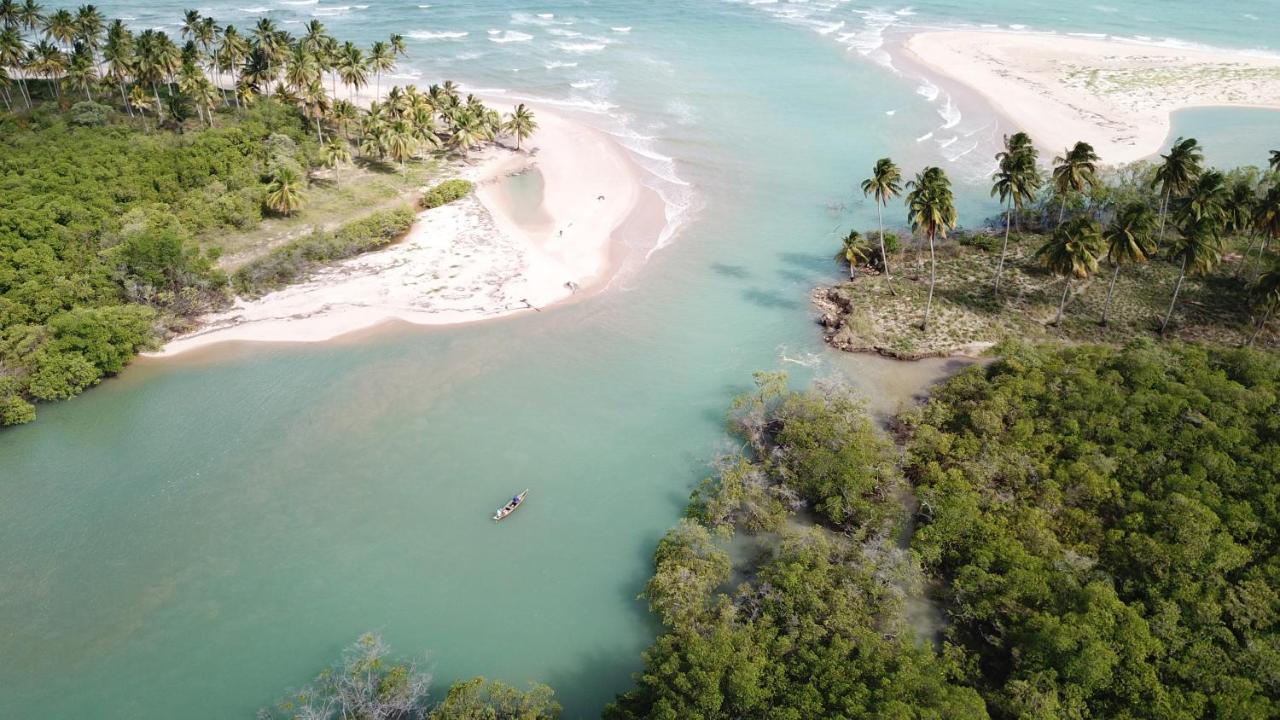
(899, 30, 1280, 164)
(153, 105, 663, 357)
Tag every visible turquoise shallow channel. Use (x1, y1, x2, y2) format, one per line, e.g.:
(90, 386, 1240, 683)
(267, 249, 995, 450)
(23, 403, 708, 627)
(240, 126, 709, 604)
(2, 1, 1279, 718)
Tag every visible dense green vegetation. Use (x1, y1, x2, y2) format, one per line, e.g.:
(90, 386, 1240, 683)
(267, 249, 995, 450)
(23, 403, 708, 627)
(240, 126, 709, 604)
(905, 341, 1279, 718)
(258, 633, 560, 720)
(832, 139, 1280, 355)
(606, 374, 988, 719)
(0, 4, 541, 426)
(420, 179, 475, 210)
(0, 102, 316, 424)
(609, 342, 1280, 719)
(232, 207, 415, 295)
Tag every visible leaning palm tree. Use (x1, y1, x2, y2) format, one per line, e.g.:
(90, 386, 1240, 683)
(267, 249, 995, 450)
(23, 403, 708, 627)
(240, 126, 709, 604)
(322, 138, 351, 187)
(1051, 141, 1101, 227)
(73, 4, 104, 71)
(0, 26, 30, 107)
(264, 166, 306, 215)
(64, 43, 93, 99)
(835, 229, 873, 280)
(1247, 261, 1280, 346)
(1099, 201, 1156, 326)
(504, 102, 537, 150)
(367, 39, 393, 101)
(302, 78, 329, 141)
(1161, 217, 1224, 334)
(905, 166, 957, 331)
(860, 157, 902, 290)
(1151, 137, 1203, 243)
(991, 134, 1042, 292)
(1174, 169, 1228, 229)
(1037, 216, 1103, 326)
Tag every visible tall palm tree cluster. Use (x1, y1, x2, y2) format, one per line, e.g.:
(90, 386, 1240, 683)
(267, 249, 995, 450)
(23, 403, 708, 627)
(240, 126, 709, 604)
(0, 4, 538, 167)
(851, 139, 1280, 344)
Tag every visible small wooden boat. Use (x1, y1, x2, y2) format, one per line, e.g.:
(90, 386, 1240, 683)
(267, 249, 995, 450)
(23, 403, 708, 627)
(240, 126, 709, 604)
(494, 490, 529, 521)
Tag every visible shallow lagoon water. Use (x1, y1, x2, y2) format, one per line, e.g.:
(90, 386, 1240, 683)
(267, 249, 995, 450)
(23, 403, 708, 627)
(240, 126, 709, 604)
(2, 1, 1279, 718)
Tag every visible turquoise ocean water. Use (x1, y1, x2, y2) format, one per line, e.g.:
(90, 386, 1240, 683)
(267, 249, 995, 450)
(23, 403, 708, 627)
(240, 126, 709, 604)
(1, 1, 1278, 717)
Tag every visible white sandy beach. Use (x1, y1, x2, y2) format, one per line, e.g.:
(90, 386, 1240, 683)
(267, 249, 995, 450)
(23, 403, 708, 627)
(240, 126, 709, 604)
(902, 31, 1280, 164)
(153, 106, 658, 357)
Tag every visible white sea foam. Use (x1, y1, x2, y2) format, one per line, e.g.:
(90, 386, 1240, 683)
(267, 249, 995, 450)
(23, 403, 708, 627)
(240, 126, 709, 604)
(611, 27, 632, 33)
(239, 6, 269, 13)
(885, 110, 896, 116)
(489, 30, 534, 43)
(937, 135, 958, 148)
(570, 79, 598, 88)
(555, 41, 607, 54)
(409, 30, 468, 40)
(916, 131, 934, 142)
(938, 97, 962, 129)
(545, 61, 579, 69)
(280, 0, 318, 5)
(915, 79, 939, 101)
(548, 28, 582, 37)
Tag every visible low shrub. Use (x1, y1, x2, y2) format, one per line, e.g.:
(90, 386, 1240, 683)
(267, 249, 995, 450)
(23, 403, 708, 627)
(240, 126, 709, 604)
(233, 207, 416, 295)
(420, 179, 474, 209)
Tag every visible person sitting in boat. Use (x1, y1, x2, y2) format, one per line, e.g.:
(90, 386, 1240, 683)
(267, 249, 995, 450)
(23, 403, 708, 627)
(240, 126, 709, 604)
(511, 496, 521, 504)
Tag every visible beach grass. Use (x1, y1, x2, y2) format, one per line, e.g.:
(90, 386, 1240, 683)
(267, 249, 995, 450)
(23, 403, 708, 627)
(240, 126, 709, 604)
(816, 233, 1275, 358)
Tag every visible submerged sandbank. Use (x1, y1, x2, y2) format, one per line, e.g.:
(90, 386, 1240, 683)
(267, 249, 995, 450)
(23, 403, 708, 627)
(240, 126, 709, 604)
(901, 30, 1280, 164)
(152, 106, 663, 358)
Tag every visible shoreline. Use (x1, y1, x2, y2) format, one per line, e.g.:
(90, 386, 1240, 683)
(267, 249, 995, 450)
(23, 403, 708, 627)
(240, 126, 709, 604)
(897, 30, 1280, 165)
(150, 105, 664, 358)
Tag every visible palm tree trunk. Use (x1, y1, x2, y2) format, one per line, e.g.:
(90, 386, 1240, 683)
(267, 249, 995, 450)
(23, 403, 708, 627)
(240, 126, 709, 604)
(1054, 278, 1071, 325)
(119, 81, 132, 116)
(1238, 234, 1260, 278)
(1161, 255, 1188, 334)
(152, 82, 163, 120)
(995, 199, 1012, 293)
(1248, 305, 1273, 347)
(1057, 195, 1067, 228)
(1157, 187, 1171, 244)
(876, 203, 894, 295)
(922, 231, 937, 331)
(1101, 262, 1121, 326)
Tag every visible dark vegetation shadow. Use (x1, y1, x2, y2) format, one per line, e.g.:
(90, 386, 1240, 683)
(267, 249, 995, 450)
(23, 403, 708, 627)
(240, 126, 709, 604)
(743, 288, 803, 310)
(709, 262, 750, 279)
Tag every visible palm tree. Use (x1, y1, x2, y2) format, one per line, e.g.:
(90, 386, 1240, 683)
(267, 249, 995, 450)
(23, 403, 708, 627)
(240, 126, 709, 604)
(264, 166, 306, 215)
(217, 25, 249, 106)
(368, 39, 393, 101)
(1247, 183, 1280, 278)
(1051, 141, 1101, 227)
(905, 166, 957, 331)
(284, 43, 319, 94)
(65, 43, 93, 99)
(0, 0, 17, 28)
(389, 32, 405, 59)
(1225, 177, 1257, 235)
(127, 82, 150, 125)
(504, 102, 537, 151)
(331, 97, 357, 140)
(102, 19, 133, 113)
(1037, 216, 1102, 325)
(322, 138, 351, 187)
(73, 4, 104, 72)
(250, 18, 280, 97)
(385, 118, 417, 175)
(1269, 149, 1279, 174)
(991, 133, 1042, 292)
(835, 229, 872, 280)
(1151, 137, 1203, 244)
(190, 74, 217, 126)
(0, 64, 11, 110)
(1247, 261, 1280, 346)
(1099, 201, 1156, 326)
(18, 0, 41, 34)
(1175, 170, 1228, 228)
(302, 77, 329, 141)
(1161, 217, 1224, 334)
(29, 39, 64, 99)
(449, 110, 484, 159)
(336, 41, 366, 101)
(860, 157, 902, 291)
(42, 7, 74, 48)
(0, 26, 30, 107)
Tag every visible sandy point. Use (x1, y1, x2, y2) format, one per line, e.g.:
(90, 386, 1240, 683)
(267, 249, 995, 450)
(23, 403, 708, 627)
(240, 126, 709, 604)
(150, 104, 667, 358)
(898, 30, 1280, 165)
